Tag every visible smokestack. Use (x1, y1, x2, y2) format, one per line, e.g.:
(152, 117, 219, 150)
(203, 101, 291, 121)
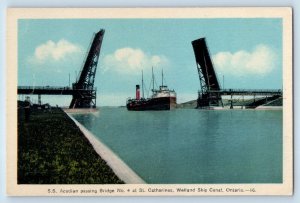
(136, 85, 140, 100)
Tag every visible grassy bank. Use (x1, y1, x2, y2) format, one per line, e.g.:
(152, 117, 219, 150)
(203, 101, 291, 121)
(18, 107, 124, 184)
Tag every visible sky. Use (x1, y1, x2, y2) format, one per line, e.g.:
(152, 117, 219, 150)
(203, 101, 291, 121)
(18, 18, 282, 106)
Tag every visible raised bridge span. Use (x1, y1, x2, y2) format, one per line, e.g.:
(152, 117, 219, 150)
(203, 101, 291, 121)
(191, 38, 282, 109)
(18, 29, 105, 109)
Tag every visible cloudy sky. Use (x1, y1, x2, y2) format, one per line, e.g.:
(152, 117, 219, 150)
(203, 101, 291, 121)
(18, 18, 282, 106)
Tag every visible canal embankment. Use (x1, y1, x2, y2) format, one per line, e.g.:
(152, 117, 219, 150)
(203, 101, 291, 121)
(66, 111, 145, 184)
(17, 107, 124, 184)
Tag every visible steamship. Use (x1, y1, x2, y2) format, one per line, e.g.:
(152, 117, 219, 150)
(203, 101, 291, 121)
(126, 69, 177, 111)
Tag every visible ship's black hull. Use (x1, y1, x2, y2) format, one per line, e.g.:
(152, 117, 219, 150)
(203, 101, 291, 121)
(127, 97, 176, 111)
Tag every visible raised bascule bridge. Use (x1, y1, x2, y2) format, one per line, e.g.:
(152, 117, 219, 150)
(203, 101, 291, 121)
(191, 38, 282, 109)
(18, 29, 105, 109)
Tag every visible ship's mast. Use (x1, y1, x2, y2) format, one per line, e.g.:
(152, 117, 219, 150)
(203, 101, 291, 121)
(162, 69, 164, 87)
(152, 66, 154, 92)
(142, 70, 145, 98)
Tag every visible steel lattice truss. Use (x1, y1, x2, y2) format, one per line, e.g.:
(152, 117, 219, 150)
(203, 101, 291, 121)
(69, 29, 105, 108)
(192, 38, 222, 108)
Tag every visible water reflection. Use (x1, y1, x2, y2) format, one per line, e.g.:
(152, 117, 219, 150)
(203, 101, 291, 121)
(73, 108, 282, 184)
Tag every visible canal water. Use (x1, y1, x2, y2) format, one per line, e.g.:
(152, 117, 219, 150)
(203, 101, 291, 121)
(72, 108, 282, 184)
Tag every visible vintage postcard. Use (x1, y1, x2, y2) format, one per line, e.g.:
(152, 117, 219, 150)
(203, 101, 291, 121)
(6, 8, 293, 196)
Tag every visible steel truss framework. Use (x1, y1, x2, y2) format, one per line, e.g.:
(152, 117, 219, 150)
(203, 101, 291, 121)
(192, 38, 223, 108)
(18, 29, 105, 109)
(191, 37, 282, 109)
(70, 29, 105, 108)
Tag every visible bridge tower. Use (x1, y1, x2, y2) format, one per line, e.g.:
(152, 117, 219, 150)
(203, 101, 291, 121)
(191, 38, 222, 108)
(69, 29, 105, 108)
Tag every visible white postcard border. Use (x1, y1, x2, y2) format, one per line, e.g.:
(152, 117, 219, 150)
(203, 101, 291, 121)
(6, 7, 293, 196)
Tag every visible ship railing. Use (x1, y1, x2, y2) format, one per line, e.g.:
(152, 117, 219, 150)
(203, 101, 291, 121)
(126, 97, 148, 103)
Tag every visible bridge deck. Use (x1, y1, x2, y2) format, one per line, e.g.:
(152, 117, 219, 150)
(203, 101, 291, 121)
(18, 86, 94, 95)
(207, 89, 282, 96)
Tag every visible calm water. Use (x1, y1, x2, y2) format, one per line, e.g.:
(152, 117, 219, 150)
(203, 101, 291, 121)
(73, 108, 282, 184)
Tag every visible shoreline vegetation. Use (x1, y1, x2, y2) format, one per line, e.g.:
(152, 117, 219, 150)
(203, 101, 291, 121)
(17, 105, 124, 184)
